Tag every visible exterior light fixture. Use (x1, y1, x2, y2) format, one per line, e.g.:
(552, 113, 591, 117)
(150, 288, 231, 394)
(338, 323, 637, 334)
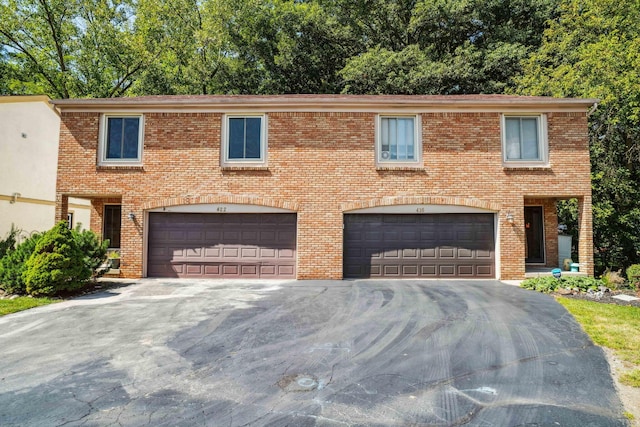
(128, 212, 136, 220)
(505, 212, 514, 224)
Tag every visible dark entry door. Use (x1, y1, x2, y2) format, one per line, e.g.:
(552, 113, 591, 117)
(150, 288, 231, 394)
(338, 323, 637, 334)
(525, 206, 545, 263)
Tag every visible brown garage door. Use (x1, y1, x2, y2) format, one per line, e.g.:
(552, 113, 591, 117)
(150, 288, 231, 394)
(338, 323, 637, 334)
(344, 214, 495, 278)
(148, 213, 296, 278)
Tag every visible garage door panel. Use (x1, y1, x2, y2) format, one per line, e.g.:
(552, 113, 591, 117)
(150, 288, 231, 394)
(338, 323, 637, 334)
(439, 248, 455, 258)
(278, 248, 295, 259)
(458, 248, 473, 258)
(477, 265, 494, 276)
(185, 248, 202, 258)
(204, 264, 221, 275)
(344, 213, 494, 278)
(148, 213, 296, 278)
(204, 247, 220, 258)
(421, 248, 437, 258)
(476, 249, 492, 259)
(421, 265, 437, 276)
(439, 265, 456, 276)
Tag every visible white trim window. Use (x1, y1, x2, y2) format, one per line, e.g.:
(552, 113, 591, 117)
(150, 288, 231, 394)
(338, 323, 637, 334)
(502, 114, 548, 166)
(376, 115, 421, 167)
(99, 114, 144, 165)
(221, 114, 267, 166)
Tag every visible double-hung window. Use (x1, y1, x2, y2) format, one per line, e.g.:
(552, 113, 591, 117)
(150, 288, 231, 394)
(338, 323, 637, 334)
(502, 114, 548, 166)
(99, 115, 144, 165)
(376, 115, 421, 167)
(222, 115, 267, 166)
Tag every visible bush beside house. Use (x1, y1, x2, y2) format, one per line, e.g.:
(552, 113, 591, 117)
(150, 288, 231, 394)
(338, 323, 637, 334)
(0, 222, 108, 297)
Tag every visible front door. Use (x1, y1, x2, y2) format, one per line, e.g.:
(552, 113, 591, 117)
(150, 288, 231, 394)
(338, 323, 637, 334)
(525, 206, 545, 263)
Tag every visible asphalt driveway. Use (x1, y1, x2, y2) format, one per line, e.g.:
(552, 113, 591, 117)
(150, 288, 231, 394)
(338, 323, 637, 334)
(0, 279, 628, 426)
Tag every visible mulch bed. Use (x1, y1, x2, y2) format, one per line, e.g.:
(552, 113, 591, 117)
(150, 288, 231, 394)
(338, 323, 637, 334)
(554, 289, 640, 307)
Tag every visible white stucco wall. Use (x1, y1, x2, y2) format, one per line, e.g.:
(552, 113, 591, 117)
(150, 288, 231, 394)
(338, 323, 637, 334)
(0, 96, 90, 238)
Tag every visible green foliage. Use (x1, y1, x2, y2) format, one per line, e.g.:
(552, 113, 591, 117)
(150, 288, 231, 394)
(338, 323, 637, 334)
(600, 269, 626, 290)
(0, 224, 21, 259)
(621, 369, 640, 388)
(0, 232, 42, 295)
(23, 222, 91, 296)
(515, 0, 640, 273)
(72, 226, 109, 279)
(520, 276, 603, 293)
(626, 264, 640, 290)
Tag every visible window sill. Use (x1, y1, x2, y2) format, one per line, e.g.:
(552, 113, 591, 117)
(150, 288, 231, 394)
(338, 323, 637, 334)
(221, 165, 269, 171)
(503, 164, 552, 171)
(376, 166, 425, 171)
(97, 165, 144, 171)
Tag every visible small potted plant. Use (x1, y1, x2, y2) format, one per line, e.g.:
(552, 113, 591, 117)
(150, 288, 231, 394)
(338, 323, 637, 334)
(108, 251, 121, 269)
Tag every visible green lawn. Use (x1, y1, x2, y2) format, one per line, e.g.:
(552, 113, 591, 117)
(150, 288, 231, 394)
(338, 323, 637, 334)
(557, 297, 640, 387)
(0, 297, 59, 316)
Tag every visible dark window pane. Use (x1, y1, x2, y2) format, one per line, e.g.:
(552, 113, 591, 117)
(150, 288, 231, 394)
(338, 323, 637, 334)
(107, 118, 123, 159)
(245, 117, 261, 159)
(106, 117, 140, 160)
(228, 118, 246, 159)
(103, 205, 121, 248)
(122, 118, 140, 159)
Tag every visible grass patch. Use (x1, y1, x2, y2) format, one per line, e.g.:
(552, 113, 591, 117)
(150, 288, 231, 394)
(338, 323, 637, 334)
(557, 298, 640, 385)
(0, 297, 59, 316)
(621, 369, 640, 387)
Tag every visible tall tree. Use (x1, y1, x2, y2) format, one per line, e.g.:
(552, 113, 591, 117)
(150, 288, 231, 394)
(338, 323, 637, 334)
(332, 0, 558, 94)
(0, 0, 146, 98)
(515, 0, 640, 272)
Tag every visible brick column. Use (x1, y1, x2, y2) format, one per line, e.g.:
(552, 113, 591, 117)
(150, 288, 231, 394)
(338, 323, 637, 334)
(577, 195, 594, 276)
(55, 193, 69, 223)
(500, 199, 526, 280)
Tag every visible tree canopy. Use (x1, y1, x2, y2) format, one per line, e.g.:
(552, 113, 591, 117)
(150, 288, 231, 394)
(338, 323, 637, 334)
(1, 0, 557, 97)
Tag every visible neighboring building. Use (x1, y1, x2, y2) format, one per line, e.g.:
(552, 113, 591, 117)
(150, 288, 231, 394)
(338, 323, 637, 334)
(0, 96, 90, 239)
(52, 95, 596, 280)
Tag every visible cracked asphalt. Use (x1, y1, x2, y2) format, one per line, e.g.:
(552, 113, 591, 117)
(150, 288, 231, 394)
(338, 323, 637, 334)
(0, 279, 628, 426)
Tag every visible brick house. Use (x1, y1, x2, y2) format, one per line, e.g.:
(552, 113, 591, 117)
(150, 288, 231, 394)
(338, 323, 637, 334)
(52, 95, 596, 280)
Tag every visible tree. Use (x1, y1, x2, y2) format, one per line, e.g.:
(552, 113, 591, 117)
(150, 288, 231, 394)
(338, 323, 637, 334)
(515, 0, 640, 272)
(330, 0, 558, 94)
(0, 0, 147, 98)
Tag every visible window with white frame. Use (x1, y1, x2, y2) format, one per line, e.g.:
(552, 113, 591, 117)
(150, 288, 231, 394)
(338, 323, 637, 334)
(377, 115, 421, 165)
(99, 115, 144, 165)
(502, 115, 548, 165)
(222, 115, 267, 165)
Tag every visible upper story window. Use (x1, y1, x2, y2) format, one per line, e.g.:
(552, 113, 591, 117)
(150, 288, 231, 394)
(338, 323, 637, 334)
(376, 115, 421, 167)
(222, 114, 267, 166)
(502, 114, 548, 166)
(99, 114, 144, 165)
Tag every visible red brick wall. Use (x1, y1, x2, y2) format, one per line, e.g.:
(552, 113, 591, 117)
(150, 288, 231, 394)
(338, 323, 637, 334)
(56, 109, 592, 280)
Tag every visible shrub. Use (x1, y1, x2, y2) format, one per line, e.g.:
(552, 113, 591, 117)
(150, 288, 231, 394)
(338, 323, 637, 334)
(600, 269, 625, 290)
(626, 264, 640, 290)
(72, 227, 109, 279)
(520, 276, 603, 293)
(23, 222, 92, 296)
(0, 232, 43, 295)
(0, 225, 21, 259)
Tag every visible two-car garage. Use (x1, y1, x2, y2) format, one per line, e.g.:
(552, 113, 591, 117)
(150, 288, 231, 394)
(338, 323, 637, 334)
(343, 213, 495, 278)
(146, 209, 496, 279)
(147, 213, 297, 278)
